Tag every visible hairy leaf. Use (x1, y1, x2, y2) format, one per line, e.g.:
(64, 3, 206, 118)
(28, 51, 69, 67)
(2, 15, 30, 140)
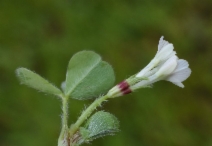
(65, 51, 115, 100)
(16, 68, 62, 96)
(80, 111, 119, 143)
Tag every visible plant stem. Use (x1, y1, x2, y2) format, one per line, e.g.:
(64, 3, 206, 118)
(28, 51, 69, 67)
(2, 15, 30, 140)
(58, 95, 70, 146)
(62, 96, 69, 134)
(69, 94, 109, 137)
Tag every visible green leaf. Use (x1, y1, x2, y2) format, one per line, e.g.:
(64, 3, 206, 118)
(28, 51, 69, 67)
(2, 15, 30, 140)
(16, 68, 63, 96)
(65, 51, 115, 100)
(80, 111, 119, 142)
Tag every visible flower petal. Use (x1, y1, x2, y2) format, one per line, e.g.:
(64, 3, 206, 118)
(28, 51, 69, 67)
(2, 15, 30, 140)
(174, 59, 189, 72)
(156, 55, 178, 76)
(172, 82, 184, 88)
(156, 44, 176, 64)
(158, 36, 170, 52)
(166, 68, 191, 83)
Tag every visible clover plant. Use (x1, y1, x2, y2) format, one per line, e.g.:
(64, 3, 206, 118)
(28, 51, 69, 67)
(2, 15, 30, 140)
(16, 37, 191, 146)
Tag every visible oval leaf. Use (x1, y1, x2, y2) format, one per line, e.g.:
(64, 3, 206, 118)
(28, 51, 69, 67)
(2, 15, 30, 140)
(81, 111, 119, 141)
(65, 51, 115, 100)
(16, 68, 62, 96)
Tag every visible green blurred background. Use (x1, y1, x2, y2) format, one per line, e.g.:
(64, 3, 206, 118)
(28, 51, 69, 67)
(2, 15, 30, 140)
(0, 0, 212, 146)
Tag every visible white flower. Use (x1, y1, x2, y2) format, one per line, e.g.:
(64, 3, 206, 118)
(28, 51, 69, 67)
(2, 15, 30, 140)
(131, 36, 191, 90)
(107, 36, 191, 98)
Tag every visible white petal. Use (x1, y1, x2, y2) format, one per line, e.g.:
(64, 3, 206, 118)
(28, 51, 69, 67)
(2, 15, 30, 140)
(166, 68, 191, 83)
(136, 58, 158, 77)
(144, 67, 158, 77)
(158, 36, 170, 52)
(172, 82, 184, 88)
(174, 59, 189, 72)
(131, 80, 148, 89)
(137, 37, 175, 78)
(157, 44, 174, 56)
(156, 44, 176, 63)
(131, 75, 159, 90)
(156, 55, 178, 76)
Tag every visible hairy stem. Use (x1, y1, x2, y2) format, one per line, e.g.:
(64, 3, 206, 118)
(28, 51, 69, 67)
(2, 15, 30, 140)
(58, 95, 70, 146)
(62, 96, 69, 134)
(69, 95, 109, 138)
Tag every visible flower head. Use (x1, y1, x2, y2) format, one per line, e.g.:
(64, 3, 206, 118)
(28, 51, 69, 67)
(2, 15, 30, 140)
(132, 36, 191, 89)
(108, 36, 191, 98)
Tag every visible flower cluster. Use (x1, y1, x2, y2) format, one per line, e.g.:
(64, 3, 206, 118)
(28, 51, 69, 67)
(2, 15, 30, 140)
(108, 36, 191, 98)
